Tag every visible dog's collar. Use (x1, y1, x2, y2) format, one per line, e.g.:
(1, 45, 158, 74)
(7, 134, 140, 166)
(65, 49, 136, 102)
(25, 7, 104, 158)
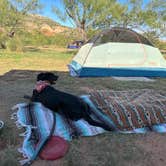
(35, 81, 50, 92)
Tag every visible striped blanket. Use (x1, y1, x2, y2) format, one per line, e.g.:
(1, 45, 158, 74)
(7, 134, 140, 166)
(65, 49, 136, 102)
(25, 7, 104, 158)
(12, 101, 105, 165)
(89, 89, 166, 131)
(12, 89, 166, 165)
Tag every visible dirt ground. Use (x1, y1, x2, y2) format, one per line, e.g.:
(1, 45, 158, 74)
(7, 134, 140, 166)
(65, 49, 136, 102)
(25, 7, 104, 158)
(0, 70, 166, 166)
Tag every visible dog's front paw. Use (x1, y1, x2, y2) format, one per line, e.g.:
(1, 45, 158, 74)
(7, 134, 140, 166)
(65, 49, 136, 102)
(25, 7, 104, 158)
(71, 131, 80, 139)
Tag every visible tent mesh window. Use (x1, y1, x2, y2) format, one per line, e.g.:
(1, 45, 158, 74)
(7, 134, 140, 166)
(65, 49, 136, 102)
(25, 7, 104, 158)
(88, 27, 153, 47)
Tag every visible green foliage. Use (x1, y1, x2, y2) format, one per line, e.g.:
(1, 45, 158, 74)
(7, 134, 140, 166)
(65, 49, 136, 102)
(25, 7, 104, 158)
(94, 0, 165, 40)
(52, 0, 117, 40)
(0, 0, 41, 50)
(156, 41, 166, 50)
(86, 28, 100, 40)
(0, 0, 41, 31)
(7, 35, 23, 51)
(52, 0, 166, 40)
(0, 32, 8, 49)
(143, 31, 166, 50)
(0, 0, 19, 28)
(19, 30, 74, 47)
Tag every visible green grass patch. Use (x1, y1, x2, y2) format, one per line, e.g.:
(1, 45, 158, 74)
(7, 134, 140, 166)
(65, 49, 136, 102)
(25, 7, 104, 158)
(0, 49, 75, 75)
(0, 49, 74, 59)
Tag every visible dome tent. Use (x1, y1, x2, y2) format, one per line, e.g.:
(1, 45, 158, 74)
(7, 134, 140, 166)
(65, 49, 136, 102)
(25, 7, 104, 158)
(68, 27, 166, 77)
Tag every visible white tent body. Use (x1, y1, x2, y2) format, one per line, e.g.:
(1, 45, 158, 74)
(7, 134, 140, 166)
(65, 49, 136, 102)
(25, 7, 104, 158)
(69, 27, 166, 77)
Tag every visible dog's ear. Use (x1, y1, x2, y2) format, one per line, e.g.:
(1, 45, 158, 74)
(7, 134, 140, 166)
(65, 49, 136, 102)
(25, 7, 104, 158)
(37, 72, 59, 83)
(37, 73, 45, 81)
(50, 74, 59, 81)
(46, 73, 59, 83)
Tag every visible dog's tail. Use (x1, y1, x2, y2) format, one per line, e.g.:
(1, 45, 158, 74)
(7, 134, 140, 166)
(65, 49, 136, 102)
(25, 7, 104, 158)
(23, 95, 32, 100)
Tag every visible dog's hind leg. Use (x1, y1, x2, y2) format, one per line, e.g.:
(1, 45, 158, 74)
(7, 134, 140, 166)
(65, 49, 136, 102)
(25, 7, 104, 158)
(84, 115, 113, 131)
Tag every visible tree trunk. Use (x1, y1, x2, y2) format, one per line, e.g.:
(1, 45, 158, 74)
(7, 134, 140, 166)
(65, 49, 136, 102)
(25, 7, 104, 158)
(0, 42, 7, 49)
(78, 20, 87, 41)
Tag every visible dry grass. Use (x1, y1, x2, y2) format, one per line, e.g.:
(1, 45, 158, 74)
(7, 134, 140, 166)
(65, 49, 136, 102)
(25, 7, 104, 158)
(0, 49, 74, 75)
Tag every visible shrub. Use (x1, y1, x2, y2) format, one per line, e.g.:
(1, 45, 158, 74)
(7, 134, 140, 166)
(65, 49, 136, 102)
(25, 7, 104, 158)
(7, 36, 23, 52)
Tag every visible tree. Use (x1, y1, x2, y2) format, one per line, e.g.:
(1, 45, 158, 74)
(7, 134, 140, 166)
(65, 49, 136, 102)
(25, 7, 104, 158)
(99, 0, 166, 47)
(0, 0, 41, 49)
(100, 0, 147, 28)
(52, 0, 117, 40)
(146, 0, 166, 38)
(102, 0, 166, 39)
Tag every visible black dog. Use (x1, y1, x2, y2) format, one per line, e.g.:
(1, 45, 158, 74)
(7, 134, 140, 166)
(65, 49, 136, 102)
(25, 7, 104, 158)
(30, 72, 111, 131)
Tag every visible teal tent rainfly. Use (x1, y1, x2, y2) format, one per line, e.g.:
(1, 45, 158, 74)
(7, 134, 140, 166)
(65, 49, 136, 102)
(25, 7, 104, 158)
(68, 27, 166, 77)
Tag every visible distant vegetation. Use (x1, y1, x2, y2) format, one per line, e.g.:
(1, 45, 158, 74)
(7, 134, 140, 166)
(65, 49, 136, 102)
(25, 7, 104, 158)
(0, 14, 82, 51)
(0, 13, 165, 52)
(0, 0, 165, 52)
(19, 30, 77, 48)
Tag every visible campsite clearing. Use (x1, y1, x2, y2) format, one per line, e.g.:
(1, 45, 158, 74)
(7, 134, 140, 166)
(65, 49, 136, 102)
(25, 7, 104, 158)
(0, 49, 166, 166)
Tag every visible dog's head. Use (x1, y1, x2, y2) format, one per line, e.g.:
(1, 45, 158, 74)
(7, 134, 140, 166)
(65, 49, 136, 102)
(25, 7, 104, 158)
(37, 72, 59, 84)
